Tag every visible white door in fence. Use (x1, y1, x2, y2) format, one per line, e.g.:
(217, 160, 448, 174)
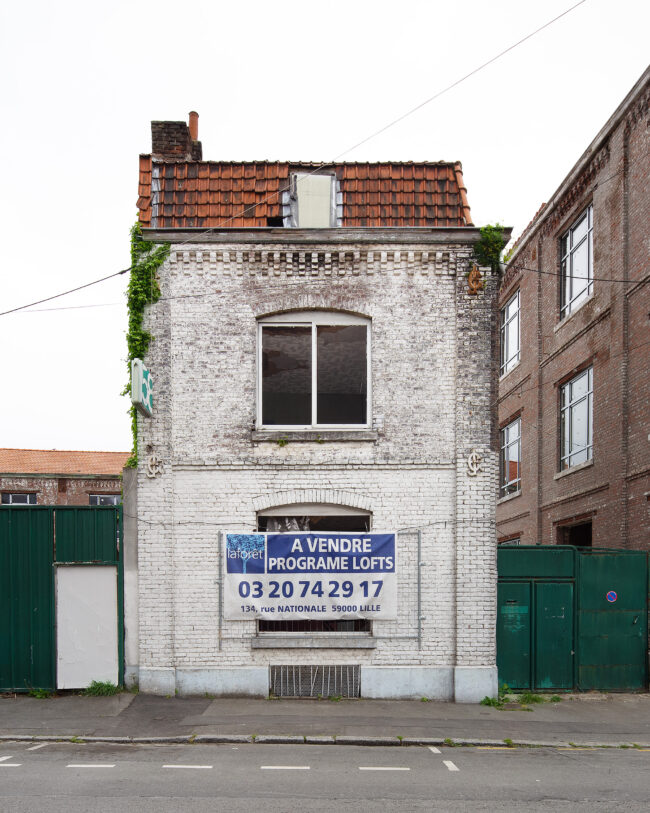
(56, 565, 118, 689)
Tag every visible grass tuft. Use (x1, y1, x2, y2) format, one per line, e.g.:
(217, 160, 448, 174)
(82, 681, 120, 697)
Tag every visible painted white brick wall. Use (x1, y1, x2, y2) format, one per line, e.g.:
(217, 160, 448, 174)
(135, 239, 497, 677)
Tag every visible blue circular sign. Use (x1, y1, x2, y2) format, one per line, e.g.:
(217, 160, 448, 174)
(606, 591, 618, 603)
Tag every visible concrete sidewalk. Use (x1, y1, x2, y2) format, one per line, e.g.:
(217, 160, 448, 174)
(1, 692, 650, 748)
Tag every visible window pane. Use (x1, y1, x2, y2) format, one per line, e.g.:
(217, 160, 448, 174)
(90, 495, 120, 506)
(571, 239, 589, 297)
(561, 409, 570, 465)
(1, 494, 9, 504)
(507, 314, 519, 366)
(571, 213, 588, 245)
(262, 326, 312, 425)
(570, 401, 588, 450)
(570, 370, 589, 400)
(317, 325, 367, 424)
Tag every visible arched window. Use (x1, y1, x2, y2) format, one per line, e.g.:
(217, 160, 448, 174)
(256, 503, 372, 634)
(257, 311, 370, 429)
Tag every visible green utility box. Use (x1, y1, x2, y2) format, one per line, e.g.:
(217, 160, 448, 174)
(497, 546, 648, 693)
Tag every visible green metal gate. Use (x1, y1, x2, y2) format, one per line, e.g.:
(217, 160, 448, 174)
(497, 547, 575, 691)
(577, 551, 647, 691)
(0, 506, 123, 692)
(497, 546, 648, 693)
(0, 509, 55, 691)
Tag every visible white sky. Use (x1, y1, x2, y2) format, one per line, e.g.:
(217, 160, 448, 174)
(0, 0, 647, 453)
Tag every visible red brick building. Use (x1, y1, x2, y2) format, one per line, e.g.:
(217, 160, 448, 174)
(496, 66, 649, 550)
(0, 449, 129, 506)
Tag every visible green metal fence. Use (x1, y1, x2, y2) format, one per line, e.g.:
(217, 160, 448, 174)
(497, 546, 648, 693)
(0, 506, 123, 692)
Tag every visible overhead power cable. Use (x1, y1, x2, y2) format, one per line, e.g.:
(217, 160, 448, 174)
(0, 0, 590, 318)
(0, 269, 129, 317)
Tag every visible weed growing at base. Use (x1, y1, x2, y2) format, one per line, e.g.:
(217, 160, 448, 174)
(82, 681, 120, 696)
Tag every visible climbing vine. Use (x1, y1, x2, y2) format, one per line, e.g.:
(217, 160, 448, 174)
(472, 224, 506, 273)
(123, 222, 169, 467)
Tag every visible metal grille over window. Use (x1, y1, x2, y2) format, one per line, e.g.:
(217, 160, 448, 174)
(500, 290, 520, 375)
(500, 418, 521, 496)
(269, 665, 360, 698)
(561, 205, 593, 318)
(561, 367, 593, 469)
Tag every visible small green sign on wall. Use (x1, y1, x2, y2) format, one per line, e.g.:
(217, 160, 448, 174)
(131, 358, 153, 417)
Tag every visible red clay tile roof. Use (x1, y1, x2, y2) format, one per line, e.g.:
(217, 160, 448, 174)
(137, 158, 473, 229)
(0, 449, 129, 476)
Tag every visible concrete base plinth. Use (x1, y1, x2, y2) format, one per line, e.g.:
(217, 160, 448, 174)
(361, 666, 454, 700)
(454, 666, 498, 703)
(124, 665, 139, 690)
(139, 667, 176, 696)
(176, 668, 268, 697)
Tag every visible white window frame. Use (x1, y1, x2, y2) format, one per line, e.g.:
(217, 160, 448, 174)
(1, 492, 37, 505)
(560, 205, 593, 319)
(500, 290, 520, 376)
(89, 494, 121, 506)
(257, 311, 371, 430)
(500, 418, 521, 497)
(560, 367, 593, 470)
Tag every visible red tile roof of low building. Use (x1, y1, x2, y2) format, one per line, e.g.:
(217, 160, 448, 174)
(0, 449, 129, 476)
(137, 158, 474, 229)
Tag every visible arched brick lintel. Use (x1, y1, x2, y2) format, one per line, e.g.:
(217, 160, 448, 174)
(252, 293, 371, 321)
(252, 489, 373, 514)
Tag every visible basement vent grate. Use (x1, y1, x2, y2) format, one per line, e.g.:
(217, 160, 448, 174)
(269, 665, 360, 698)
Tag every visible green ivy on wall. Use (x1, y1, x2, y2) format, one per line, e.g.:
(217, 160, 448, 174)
(473, 224, 506, 273)
(123, 222, 169, 467)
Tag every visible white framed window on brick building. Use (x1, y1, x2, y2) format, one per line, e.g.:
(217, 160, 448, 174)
(1, 492, 37, 505)
(500, 290, 520, 375)
(500, 418, 521, 497)
(560, 366, 593, 470)
(258, 311, 370, 429)
(560, 204, 593, 319)
(89, 494, 121, 506)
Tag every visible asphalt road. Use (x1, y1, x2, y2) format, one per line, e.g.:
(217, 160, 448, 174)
(0, 741, 648, 812)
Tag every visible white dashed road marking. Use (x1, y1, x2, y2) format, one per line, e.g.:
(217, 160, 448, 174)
(359, 767, 410, 771)
(428, 746, 441, 754)
(443, 760, 459, 772)
(0, 757, 14, 763)
(27, 743, 49, 751)
(261, 765, 310, 770)
(162, 764, 212, 769)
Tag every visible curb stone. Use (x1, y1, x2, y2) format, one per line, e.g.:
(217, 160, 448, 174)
(0, 733, 649, 749)
(254, 735, 306, 744)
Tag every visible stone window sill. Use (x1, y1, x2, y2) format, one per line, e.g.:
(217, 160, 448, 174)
(497, 489, 521, 505)
(499, 360, 521, 382)
(251, 636, 376, 649)
(555, 294, 594, 332)
(252, 430, 379, 443)
(554, 458, 594, 480)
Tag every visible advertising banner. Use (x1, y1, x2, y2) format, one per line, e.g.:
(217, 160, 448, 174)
(224, 532, 396, 620)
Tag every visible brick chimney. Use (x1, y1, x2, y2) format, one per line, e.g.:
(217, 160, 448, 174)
(151, 112, 202, 160)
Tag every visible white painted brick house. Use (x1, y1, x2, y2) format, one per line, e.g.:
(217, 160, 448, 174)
(126, 112, 508, 701)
